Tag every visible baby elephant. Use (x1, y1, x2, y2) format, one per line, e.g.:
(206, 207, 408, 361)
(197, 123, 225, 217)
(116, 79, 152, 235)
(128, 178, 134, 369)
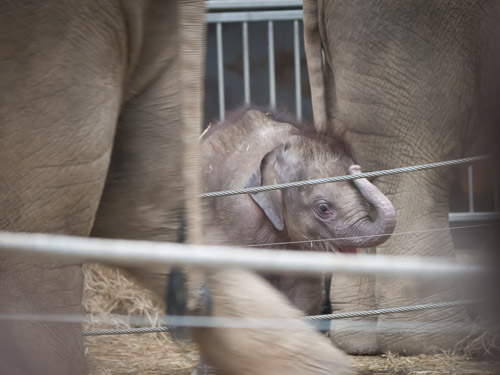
(201, 108, 396, 314)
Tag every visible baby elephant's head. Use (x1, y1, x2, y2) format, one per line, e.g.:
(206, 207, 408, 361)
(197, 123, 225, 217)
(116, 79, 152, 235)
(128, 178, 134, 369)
(245, 135, 396, 252)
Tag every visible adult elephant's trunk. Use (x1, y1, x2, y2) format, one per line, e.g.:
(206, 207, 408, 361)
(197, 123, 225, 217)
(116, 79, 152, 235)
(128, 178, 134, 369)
(339, 165, 396, 248)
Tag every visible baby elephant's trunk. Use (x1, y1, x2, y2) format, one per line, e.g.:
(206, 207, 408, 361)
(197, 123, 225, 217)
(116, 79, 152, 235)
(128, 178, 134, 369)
(343, 165, 396, 248)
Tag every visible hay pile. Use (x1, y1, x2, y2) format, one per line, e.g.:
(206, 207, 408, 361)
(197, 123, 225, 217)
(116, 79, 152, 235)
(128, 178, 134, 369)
(351, 319, 500, 374)
(83, 264, 198, 375)
(83, 264, 499, 375)
(353, 352, 499, 375)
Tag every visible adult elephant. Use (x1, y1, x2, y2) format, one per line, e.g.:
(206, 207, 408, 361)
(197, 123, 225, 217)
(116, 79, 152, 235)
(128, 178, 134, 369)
(0, 1, 206, 373)
(0, 2, 355, 374)
(303, 0, 500, 354)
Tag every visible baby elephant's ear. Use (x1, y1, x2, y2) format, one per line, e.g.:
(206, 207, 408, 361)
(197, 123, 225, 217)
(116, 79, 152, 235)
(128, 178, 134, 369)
(244, 150, 284, 231)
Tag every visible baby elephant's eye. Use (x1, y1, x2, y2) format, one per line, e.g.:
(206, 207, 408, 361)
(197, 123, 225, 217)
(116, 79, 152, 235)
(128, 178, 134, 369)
(316, 201, 332, 216)
(314, 200, 333, 218)
(319, 204, 329, 213)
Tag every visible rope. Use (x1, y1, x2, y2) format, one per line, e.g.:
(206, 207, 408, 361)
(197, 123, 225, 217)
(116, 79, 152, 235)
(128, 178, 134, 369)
(83, 299, 483, 336)
(200, 155, 490, 198)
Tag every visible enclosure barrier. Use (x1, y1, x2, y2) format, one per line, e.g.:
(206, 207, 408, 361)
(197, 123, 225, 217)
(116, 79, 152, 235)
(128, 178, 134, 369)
(0, 231, 486, 277)
(200, 155, 492, 197)
(3, 310, 494, 335)
(82, 299, 486, 336)
(206, 5, 303, 120)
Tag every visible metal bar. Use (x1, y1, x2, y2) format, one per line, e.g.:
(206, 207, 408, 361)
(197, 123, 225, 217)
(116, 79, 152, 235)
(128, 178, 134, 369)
(5, 312, 490, 335)
(468, 165, 474, 212)
(495, 168, 499, 212)
(242, 22, 251, 105)
(0, 231, 484, 277)
(216, 22, 225, 120)
(206, 10, 303, 23)
(206, 1, 303, 10)
(448, 212, 500, 223)
(293, 20, 302, 121)
(268, 21, 276, 110)
(79, 319, 500, 336)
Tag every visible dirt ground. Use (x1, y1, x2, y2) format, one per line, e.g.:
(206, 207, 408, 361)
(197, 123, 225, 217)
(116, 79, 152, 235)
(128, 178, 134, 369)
(83, 263, 500, 375)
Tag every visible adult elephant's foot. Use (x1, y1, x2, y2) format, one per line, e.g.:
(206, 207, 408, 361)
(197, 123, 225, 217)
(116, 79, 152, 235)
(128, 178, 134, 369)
(330, 239, 469, 355)
(373, 179, 471, 354)
(329, 247, 380, 354)
(382, 190, 471, 353)
(375, 279, 469, 354)
(375, 238, 470, 354)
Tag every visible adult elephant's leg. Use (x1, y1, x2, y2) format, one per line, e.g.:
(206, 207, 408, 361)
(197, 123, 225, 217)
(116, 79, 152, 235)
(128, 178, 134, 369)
(373, 172, 465, 353)
(0, 2, 124, 373)
(303, 0, 380, 353)
(91, 0, 206, 300)
(90, 58, 182, 295)
(329, 249, 379, 354)
(318, 0, 483, 354)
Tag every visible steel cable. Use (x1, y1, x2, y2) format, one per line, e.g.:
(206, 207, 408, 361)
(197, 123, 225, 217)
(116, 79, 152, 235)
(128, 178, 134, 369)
(304, 299, 483, 321)
(244, 223, 496, 248)
(83, 299, 484, 336)
(200, 155, 490, 198)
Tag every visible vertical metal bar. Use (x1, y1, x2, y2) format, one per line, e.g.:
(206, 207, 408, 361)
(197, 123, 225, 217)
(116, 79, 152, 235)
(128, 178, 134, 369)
(293, 20, 302, 121)
(216, 22, 225, 120)
(242, 22, 251, 106)
(494, 168, 499, 212)
(268, 21, 276, 110)
(468, 165, 474, 212)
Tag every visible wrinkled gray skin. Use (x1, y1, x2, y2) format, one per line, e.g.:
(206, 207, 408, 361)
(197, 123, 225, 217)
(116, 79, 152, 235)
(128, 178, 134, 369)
(0, 1, 207, 374)
(0, 3, 357, 375)
(201, 109, 396, 315)
(303, 0, 500, 354)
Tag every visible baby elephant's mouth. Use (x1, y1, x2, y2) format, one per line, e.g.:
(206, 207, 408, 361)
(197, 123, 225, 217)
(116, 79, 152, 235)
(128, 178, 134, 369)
(340, 246, 357, 253)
